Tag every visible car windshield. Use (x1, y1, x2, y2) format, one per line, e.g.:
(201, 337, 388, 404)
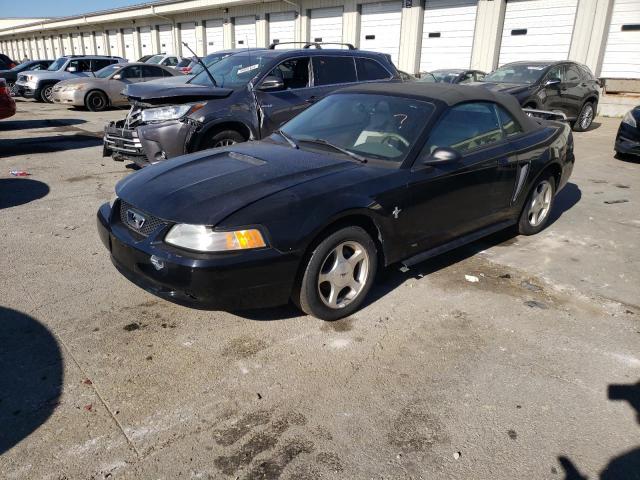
(146, 55, 165, 64)
(281, 93, 435, 163)
(431, 70, 461, 83)
(417, 73, 436, 83)
(189, 53, 231, 76)
(12, 62, 31, 71)
(189, 53, 270, 88)
(48, 57, 67, 71)
(96, 64, 121, 78)
(483, 64, 549, 84)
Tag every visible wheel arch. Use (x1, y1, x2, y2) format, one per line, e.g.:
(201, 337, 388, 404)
(190, 120, 254, 152)
(519, 161, 562, 216)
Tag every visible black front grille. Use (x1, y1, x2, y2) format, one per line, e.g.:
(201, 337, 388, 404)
(119, 201, 167, 237)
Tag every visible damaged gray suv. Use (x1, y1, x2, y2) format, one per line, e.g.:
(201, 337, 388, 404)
(103, 44, 399, 167)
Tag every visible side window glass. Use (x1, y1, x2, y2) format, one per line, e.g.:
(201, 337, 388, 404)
(267, 57, 309, 89)
(423, 102, 503, 155)
(356, 57, 390, 81)
(92, 59, 112, 71)
(459, 72, 474, 84)
(163, 57, 178, 66)
(67, 60, 90, 72)
(566, 65, 581, 82)
(474, 72, 485, 81)
(546, 65, 564, 83)
(312, 56, 357, 86)
(497, 106, 523, 137)
(122, 66, 142, 79)
(141, 65, 163, 77)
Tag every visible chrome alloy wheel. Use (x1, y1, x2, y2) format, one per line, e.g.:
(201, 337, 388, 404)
(580, 103, 594, 130)
(528, 180, 553, 227)
(317, 241, 370, 309)
(42, 85, 54, 103)
(213, 138, 237, 147)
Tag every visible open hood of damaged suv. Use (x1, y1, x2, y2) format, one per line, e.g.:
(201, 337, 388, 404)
(124, 82, 234, 105)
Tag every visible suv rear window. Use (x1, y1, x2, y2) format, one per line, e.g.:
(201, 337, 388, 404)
(92, 59, 116, 71)
(312, 56, 357, 86)
(356, 57, 391, 81)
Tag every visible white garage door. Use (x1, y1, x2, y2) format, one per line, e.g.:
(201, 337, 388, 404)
(360, 2, 402, 65)
(139, 26, 153, 56)
(123, 28, 136, 61)
(46, 37, 55, 58)
(94, 32, 106, 55)
(29, 38, 37, 58)
(234, 16, 257, 47)
(180, 22, 197, 56)
(498, 0, 578, 66)
(310, 7, 343, 45)
(420, 0, 478, 71)
(205, 19, 224, 53)
(107, 30, 119, 56)
(159, 24, 174, 55)
(54, 37, 62, 57)
(71, 33, 83, 54)
(269, 11, 296, 46)
(36, 37, 45, 58)
(601, 0, 640, 79)
(82, 33, 94, 55)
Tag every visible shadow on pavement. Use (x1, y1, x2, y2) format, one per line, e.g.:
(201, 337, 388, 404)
(558, 380, 640, 479)
(0, 178, 49, 209)
(548, 182, 581, 227)
(0, 118, 86, 131)
(0, 134, 102, 157)
(0, 306, 63, 454)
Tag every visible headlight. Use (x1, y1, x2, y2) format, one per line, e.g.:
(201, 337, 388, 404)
(63, 84, 84, 92)
(165, 224, 267, 252)
(622, 110, 637, 128)
(141, 103, 205, 123)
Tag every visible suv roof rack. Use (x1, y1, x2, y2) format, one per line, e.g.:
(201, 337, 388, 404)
(268, 41, 356, 50)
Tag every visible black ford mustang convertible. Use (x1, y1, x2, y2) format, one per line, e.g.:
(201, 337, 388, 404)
(97, 83, 574, 320)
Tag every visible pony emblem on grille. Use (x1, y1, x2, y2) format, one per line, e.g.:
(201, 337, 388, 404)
(126, 209, 146, 230)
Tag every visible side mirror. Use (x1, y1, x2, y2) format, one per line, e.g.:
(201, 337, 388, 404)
(544, 77, 561, 87)
(112, 74, 122, 80)
(258, 75, 285, 91)
(423, 147, 462, 166)
(67, 66, 77, 73)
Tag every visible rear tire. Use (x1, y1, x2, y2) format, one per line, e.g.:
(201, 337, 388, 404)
(203, 129, 245, 149)
(295, 226, 378, 321)
(518, 176, 556, 235)
(572, 101, 595, 132)
(39, 84, 54, 103)
(85, 90, 109, 112)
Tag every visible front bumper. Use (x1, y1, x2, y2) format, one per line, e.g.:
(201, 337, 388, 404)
(615, 123, 640, 156)
(97, 202, 300, 310)
(14, 81, 37, 98)
(103, 119, 194, 167)
(52, 88, 84, 106)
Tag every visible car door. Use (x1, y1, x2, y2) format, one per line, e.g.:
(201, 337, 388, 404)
(66, 59, 91, 77)
(253, 56, 312, 136)
(539, 64, 564, 112)
(141, 65, 166, 82)
(397, 102, 518, 249)
(562, 63, 589, 118)
(308, 55, 359, 105)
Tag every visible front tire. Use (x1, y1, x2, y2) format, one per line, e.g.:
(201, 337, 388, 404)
(39, 84, 54, 103)
(296, 226, 378, 321)
(203, 129, 245, 149)
(573, 101, 595, 132)
(518, 176, 556, 235)
(85, 90, 109, 112)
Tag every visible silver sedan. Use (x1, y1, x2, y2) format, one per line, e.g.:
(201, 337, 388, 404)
(52, 63, 181, 111)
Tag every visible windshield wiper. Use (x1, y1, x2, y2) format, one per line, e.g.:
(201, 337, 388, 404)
(301, 138, 367, 163)
(275, 129, 298, 149)
(182, 42, 218, 88)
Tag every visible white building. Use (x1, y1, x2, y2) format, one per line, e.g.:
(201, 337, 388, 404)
(0, 0, 638, 86)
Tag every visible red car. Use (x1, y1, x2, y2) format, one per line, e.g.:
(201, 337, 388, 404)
(0, 78, 16, 120)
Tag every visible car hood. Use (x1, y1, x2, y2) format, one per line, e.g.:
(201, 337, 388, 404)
(116, 141, 359, 225)
(145, 75, 192, 86)
(471, 81, 532, 95)
(124, 81, 233, 105)
(22, 70, 72, 81)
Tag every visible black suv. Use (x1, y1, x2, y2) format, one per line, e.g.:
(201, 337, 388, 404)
(475, 61, 600, 131)
(104, 44, 399, 166)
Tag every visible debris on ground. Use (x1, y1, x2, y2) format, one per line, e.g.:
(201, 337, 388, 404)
(82, 378, 92, 385)
(83, 404, 93, 412)
(123, 323, 141, 331)
(524, 300, 548, 309)
(604, 199, 629, 204)
(453, 451, 461, 460)
(500, 273, 512, 279)
(9, 170, 31, 176)
(521, 280, 543, 292)
(465, 275, 479, 283)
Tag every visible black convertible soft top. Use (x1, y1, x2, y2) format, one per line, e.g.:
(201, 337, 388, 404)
(337, 82, 540, 132)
